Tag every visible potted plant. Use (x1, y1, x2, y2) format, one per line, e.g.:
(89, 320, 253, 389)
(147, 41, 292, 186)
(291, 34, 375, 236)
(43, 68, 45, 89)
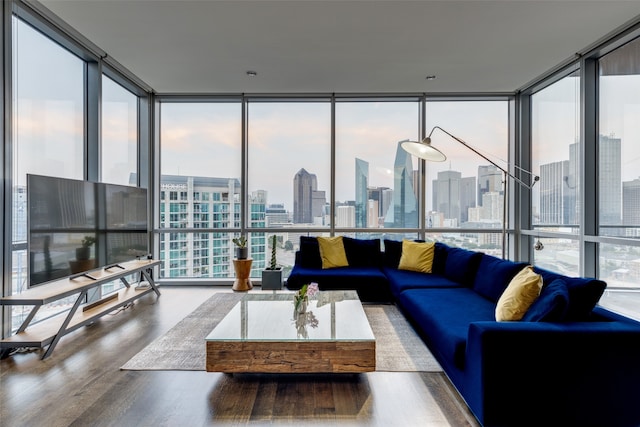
(232, 235, 248, 259)
(261, 234, 283, 290)
(76, 235, 96, 261)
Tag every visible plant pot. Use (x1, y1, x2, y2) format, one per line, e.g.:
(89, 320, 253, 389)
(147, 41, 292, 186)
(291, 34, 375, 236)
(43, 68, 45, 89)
(261, 268, 283, 290)
(235, 247, 248, 260)
(76, 246, 91, 261)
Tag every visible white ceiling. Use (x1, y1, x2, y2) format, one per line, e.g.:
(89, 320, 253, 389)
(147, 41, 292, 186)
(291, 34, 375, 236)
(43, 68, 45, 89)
(38, 0, 640, 94)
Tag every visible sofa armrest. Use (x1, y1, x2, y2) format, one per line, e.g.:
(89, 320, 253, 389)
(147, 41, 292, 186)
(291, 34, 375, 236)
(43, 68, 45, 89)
(464, 320, 640, 426)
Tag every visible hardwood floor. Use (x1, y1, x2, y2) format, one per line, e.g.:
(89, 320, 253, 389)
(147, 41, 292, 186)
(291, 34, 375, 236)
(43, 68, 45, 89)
(1, 286, 480, 427)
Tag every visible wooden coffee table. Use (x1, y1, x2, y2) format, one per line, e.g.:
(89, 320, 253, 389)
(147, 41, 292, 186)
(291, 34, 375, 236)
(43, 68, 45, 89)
(205, 290, 375, 373)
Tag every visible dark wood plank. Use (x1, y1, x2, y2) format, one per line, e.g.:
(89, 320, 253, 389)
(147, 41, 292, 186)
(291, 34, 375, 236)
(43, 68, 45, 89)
(0, 286, 479, 427)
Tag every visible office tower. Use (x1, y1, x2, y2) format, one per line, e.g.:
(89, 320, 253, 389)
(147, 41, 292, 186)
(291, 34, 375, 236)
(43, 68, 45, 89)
(265, 203, 289, 226)
(539, 160, 568, 224)
(367, 186, 392, 221)
(293, 168, 326, 224)
(623, 178, 640, 234)
(600, 134, 622, 226)
(355, 158, 369, 228)
(426, 211, 443, 228)
(158, 175, 265, 278)
(478, 165, 502, 206)
(460, 176, 476, 223)
(367, 199, 379, 228)
(567, 142, 580, 225)
(336, 205, 355, 227)
(482, 191, 503, 222)
(384, 141, 418, 228)
(432, 170, 462, 223)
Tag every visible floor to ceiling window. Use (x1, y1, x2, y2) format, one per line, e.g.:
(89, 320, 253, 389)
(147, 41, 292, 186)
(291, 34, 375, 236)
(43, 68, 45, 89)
(335, 100, 420, 235)
(101, 75, 138, 186)
(530, 70, 581, 275)
(247, 100, 332, 274)
(158, 101, 242, 279)
(598, 36, 640, 289)
(424, 100, 510, 257)
(11, 16, 85, 325)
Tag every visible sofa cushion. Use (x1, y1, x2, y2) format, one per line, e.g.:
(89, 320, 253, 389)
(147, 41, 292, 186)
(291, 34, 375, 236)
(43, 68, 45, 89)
(533, 266, 607, 320)
(495, 266, 543, 321)
(522, 278, 570, 322)
(472, 255, 528, 302)
(317, 236, 349, 269)
(383, 239, 403, 267)
(384, 267, 462, 297)
(299, 236, 322, 269)
(286, 265, 391, 302)
(398, 240, 435, 273)
(399, 288, 496, 370)
(343, 237, 381, 268)
(444, 246, 483, 285)
(432, 242, 449, 275)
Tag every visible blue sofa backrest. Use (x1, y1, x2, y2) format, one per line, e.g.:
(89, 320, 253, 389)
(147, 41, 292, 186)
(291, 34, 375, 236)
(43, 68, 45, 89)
(472, 254, 528, 302)
(533, 266, 607, 321)
(297, 236, 382, 269)
(442, 245, 483, 285)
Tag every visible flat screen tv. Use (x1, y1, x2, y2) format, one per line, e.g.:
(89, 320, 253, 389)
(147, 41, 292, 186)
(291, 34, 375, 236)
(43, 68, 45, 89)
(28, 174, 149, 286)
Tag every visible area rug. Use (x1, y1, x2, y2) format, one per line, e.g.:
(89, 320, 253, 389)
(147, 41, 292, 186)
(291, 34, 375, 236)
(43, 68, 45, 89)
(121, 292, 442, 372)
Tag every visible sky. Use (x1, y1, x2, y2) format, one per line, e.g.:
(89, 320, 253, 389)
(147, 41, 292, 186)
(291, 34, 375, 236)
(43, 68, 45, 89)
(159, 100, 510, 213)
(13, 15, 640, 218)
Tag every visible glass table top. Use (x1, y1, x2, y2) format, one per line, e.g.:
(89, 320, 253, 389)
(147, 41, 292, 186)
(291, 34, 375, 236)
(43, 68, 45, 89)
(205, 290, 375, 342)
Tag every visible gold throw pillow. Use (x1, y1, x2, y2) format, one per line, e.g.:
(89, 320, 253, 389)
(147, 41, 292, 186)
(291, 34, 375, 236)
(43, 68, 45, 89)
(398, 240, 435, 274)
(317, 236, 349, 269)
(495, 265, 543, 321)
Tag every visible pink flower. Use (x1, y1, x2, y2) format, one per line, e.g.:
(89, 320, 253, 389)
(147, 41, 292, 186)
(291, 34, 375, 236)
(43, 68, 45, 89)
(306, 282, 319, 297)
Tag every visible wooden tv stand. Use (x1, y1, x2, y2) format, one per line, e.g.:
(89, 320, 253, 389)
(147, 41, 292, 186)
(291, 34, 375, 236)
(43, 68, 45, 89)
(0, 259, 161, 359)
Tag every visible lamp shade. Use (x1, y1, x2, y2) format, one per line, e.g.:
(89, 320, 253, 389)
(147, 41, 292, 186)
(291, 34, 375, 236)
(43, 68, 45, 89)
(400, 138, 447, 162)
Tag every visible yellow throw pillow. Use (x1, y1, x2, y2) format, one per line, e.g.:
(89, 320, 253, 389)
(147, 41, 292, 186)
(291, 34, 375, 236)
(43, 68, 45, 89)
(398, 240, 435, 274)
(495, 266, 543, 321)
(317, 236, 349, 269)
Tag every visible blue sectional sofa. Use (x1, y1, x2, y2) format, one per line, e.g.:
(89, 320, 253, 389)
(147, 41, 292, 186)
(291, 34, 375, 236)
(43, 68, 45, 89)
(286, 236, 640, 426)
(286, 236, 392, 302)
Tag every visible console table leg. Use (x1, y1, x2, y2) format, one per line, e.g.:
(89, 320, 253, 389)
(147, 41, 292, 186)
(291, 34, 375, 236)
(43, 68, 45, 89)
(16, 305, 42, 333)
(42, 290, 87, 360)
(140, 269, 161, 296)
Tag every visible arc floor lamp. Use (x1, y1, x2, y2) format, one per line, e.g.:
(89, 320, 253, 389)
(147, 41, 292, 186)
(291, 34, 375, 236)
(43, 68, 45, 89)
(401, 126, 539, 259)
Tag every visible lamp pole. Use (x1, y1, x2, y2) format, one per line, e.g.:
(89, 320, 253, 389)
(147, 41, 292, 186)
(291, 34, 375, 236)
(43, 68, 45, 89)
(402, 126, 539, 259)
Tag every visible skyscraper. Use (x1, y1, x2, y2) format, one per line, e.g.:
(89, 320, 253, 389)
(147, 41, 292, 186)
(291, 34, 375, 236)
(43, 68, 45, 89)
(265, 203, 289, 226)
(433, 170, 462, 223)
(460, 176, 476, 223)
(623, 178, 640, 232)
(355, 158, 369, 228)
(477, 165, 502, 207)
(384, 141, 418, 228)
(293, 168, 326, 224)
(158, 175, 266, 278)
(367, 186, 392, 222)
(539, 160, 568, 224)
(600, 134, 622, 226)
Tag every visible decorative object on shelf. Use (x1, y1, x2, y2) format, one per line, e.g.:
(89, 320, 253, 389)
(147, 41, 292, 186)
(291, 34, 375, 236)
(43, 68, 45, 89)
(232, 235, 248, 259)
(232, 258, 253, 292)
(294, 282, 319, 314)
(400, 125, 540, 259)
(76, 235, 96, 261)
(262, 235, 283, 290)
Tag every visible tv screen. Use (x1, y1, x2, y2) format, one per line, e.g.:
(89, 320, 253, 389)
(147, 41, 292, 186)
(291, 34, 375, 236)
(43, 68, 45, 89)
(28, 174, 149, 286)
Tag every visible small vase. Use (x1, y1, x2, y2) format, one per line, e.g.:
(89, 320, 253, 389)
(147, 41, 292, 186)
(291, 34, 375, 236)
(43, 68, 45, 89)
(295, 297, 308, 314)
